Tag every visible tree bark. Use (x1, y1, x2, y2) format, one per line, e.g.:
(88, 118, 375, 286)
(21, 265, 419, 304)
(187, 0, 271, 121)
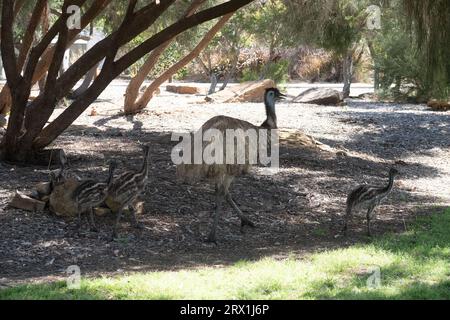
(128, 13, 234, 114)
(208, 73, 218, 95)
(69, 62, 100, 99)
(342, 50, 354, 99)
(220, 47, 240, 91)
(1, 0, 252, 162)
(0, 0, 111, 116)
(123, 0, 206, 113)
(0, 0, 47, 116)
(0, 0, 26, 42)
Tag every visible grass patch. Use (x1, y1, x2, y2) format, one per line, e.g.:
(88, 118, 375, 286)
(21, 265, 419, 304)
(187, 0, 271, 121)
(1, 208, 450, 300)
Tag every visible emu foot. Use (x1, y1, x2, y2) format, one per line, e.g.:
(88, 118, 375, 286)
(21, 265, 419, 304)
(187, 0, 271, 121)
(131, 221, 144, 230)
(205, 233, 218, 245)
(240, 218, 255, 233)
(341, 224, 348, 237)
(109, 229, 119, 242)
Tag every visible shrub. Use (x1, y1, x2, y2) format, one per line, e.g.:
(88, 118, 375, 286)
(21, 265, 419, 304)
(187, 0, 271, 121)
(240, 59, 289, 84)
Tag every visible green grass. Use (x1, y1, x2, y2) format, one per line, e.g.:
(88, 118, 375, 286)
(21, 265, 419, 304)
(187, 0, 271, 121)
(2, 208, 450, 300)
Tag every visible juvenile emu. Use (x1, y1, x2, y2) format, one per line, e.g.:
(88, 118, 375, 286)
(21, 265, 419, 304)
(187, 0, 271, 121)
(177, 88, 285, 243)
(343, 168, 399, 236)
(72, 160, 117, 232)
(106, 145, 151, 238)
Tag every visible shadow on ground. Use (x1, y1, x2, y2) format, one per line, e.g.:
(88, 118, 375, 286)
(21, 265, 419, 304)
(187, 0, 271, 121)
(1, 120, 448, 285)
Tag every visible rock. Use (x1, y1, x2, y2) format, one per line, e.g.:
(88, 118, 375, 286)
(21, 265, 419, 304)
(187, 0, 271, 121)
(357, 92, 376, 101)
(205, 79, 276, 103)
(427, 99, 450, 111)
(279, 129, 334, 152)
(293, 87, 342, 105)
(49, 178, 80, 217)
(9, 191, 46, 212)
(166, 85, 200, 95)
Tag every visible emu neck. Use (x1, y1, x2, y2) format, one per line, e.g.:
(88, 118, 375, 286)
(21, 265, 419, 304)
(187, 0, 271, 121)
(262, 95, 277, 129)
(140, 149, 150, 178)
(383, 173, 395, 193)
(106, 164, 115, 186)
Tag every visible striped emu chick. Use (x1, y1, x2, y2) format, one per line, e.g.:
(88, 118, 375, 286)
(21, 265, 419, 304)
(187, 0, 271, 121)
(106, 145, 151, 238)
(177, 88, 285, 243)
(343, 168, 399, 236)
(72, 161, 117, 232)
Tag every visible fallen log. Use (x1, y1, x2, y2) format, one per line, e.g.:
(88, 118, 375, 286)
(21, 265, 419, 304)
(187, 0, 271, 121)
(166, 85, 200, 95)
(9, 191, 46, 212)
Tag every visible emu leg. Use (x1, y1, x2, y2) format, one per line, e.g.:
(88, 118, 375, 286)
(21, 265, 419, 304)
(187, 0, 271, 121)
(366, 206, 375, 237)
(89, 207, 98, 232)
(130, 206, 144, 229)
(342, 206, 352, 236)
(206, 193, 223, 244)
(77, 209, 83, 231)
(225, 193, 255, 231)
(112, 208, 124, 239)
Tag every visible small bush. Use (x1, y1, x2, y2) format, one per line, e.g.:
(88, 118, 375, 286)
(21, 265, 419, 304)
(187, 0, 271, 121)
(240, 59, 289, 84)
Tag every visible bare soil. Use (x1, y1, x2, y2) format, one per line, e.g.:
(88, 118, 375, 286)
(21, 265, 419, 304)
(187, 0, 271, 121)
(0, 81, 449, 286)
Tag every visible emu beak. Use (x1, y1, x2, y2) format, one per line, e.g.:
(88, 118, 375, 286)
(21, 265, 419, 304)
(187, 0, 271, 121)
(277, 93, 287, 100)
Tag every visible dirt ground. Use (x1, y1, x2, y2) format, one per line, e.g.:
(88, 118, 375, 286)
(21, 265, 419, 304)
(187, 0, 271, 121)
(0, 81, 449, 286)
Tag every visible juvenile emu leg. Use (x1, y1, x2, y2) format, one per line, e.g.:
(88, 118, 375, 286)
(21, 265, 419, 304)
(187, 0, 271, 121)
(225, 193, 255, 231)
(366, 205, 376, 237)
(89, 207, 98, 232)
(342, 205, 352, 236)
(112, 208, 124, 238)
(130, 206, 144, 229)
(77, 207, 83, 231)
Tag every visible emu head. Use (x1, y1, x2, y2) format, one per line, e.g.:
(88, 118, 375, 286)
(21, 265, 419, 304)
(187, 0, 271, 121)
(389, 167, 399, 177)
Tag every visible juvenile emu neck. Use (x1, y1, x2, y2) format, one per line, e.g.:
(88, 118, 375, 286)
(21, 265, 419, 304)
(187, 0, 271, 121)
(139, 148, 151, 178)
(106, 163, 116, 186)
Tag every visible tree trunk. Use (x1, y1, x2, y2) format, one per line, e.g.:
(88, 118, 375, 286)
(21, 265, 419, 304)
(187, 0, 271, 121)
(219, 47, 240, 91)
(342, 50, 354, 99)
(0, 0, 26, 42)
(123, 0, 206, 113)
(0, 0, 111, 116)
(69, 62, 100, 99)
(0, 0, 251, 162)
(0, 0, 47, 116)
(129, 13, 234, 114)
(208, 73, 218, 95)
(367, 40, 380, 91)
(123, 44, 170, 110)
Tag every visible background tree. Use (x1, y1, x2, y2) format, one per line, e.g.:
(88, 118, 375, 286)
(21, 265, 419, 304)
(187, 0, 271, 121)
(402, 0, 450, 99)
(284, 0, 379, 98)
(123, 0, 206, 114)
(0, 0, 253, 163)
